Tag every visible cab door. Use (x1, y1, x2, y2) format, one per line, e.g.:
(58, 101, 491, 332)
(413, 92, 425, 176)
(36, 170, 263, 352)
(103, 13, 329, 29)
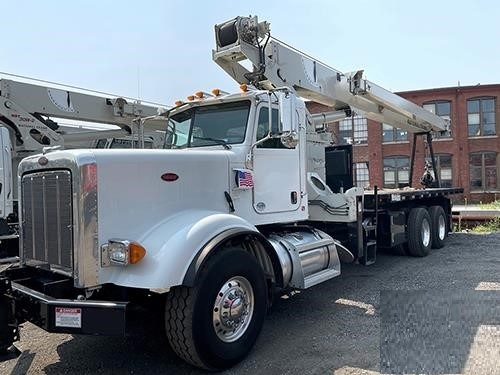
(252, 106, 301, 214)
(0, 127, 13, 219)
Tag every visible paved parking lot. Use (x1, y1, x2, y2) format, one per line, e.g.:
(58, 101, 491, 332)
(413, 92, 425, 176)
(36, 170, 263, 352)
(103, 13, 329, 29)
(1, 231, 499, 374)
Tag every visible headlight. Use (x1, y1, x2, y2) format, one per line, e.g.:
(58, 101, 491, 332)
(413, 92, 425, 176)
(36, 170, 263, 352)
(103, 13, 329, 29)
(101, 239, 146, 267)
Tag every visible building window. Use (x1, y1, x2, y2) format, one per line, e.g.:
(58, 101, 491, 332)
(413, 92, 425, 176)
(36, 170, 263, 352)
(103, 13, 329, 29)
(425, 154, 453, 188)
(338, 116, 367, 145)
(423, 101, 451, 138)
(383, 156, 410, 188)
(467, 97, 496, 137)
(354, 162, 370, 188)
(469, 152, 498, 191)
(382, 123, 407, 142)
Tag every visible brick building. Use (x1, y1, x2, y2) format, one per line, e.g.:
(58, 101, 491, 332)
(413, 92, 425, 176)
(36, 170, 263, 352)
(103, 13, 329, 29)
(306, 84, 500, 203)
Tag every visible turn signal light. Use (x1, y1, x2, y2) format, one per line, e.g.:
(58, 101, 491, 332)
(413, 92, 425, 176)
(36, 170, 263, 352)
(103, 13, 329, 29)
(129, 242, 146, 264)
(101, 239, 147, 267)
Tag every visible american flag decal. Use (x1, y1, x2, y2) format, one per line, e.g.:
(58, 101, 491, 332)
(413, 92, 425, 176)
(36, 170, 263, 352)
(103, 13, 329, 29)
(235, 169, 254, 189)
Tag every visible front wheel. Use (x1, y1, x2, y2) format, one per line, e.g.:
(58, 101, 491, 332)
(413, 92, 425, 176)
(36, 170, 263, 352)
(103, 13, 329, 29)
(165, 248, 267, 370)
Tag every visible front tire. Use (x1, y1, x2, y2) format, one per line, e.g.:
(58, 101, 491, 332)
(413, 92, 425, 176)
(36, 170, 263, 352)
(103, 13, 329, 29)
(407, 207, 432, 257)
(165, 248, 267, 370)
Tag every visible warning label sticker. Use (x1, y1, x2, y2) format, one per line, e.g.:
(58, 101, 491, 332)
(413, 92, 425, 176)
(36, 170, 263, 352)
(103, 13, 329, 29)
(55, 307, 82, 328)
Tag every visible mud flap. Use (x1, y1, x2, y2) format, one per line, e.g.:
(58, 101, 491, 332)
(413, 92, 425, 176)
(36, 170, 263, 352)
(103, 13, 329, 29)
(334, 240, 355, 263)
(0, 276, 19, 353)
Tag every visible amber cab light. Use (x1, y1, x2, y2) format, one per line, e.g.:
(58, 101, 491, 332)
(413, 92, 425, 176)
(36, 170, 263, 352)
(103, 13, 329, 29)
(129, 242, 146, 264)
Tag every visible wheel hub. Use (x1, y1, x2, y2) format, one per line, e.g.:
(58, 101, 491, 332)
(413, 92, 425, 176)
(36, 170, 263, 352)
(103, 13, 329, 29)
(213, 276, 254, 342)
(422, 218, 431, 247)
(438, 215, 446, 240)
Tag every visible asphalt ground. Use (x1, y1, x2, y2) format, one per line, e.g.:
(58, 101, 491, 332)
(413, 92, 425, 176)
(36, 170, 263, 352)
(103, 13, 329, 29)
(1, 231, 499, 375)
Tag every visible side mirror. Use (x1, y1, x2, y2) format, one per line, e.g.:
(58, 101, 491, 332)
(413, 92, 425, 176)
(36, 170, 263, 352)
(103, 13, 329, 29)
(278, 91, 295, 133)
(278, 92, 299, 148)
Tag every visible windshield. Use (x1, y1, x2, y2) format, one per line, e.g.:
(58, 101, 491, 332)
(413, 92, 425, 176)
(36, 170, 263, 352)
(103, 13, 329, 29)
(95, 138, 154, 149)
(165, 101, 250, 149)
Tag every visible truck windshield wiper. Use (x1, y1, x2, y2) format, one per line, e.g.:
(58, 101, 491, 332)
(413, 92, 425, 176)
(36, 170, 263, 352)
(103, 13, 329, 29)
(192, 136, 232, 150)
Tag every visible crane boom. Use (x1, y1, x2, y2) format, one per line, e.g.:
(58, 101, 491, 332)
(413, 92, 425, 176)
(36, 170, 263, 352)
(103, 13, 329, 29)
(0, 79, 164, 152)
(0, 79, 160, 126)
(213, 16, 447, 133)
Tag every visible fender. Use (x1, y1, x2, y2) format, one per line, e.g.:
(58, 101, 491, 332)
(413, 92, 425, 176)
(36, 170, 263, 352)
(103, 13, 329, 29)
(182, 225, 282, 287)
(101, 209, 261, 289)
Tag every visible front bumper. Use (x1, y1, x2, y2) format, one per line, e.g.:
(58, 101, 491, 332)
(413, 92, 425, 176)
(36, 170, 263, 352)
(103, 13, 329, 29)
(1, 266, 128, 337)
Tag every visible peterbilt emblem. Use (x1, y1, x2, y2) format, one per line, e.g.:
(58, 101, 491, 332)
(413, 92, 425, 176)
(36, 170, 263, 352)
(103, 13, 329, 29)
(38, 156, 49, 166)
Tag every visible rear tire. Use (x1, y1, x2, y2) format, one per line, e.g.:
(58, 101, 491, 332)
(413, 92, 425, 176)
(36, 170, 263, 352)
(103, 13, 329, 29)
(429, 205, 447, 249)
(407, 207, 432, 257)
(165, 248, 267, 370)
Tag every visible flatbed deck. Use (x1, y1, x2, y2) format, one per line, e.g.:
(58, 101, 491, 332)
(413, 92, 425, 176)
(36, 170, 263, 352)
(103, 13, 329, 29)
(363, 187, 464, 208)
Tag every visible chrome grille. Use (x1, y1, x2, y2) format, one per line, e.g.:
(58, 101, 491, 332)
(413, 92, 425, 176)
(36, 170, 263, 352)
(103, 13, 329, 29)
(22, 170, 73, 269)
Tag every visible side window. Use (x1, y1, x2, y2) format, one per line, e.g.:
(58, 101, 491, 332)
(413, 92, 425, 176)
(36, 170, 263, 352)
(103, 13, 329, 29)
(95, 139, 109, 148)
(256, 107, 284, 148)
(110, 139, 133, 148)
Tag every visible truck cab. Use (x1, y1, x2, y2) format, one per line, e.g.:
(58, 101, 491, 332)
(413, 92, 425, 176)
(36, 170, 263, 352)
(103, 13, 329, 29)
(162, 89, 308, 224)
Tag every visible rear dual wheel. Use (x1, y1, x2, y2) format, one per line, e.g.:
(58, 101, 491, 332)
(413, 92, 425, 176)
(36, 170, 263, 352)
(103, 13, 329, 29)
(407, 206, 448, 257)
(407, 207, 432, 257)
(429, 205, 447, 249)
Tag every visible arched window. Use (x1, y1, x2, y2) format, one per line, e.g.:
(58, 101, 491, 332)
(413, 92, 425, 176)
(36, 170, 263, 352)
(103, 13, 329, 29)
(382, 123, 407, 143)
(469, 152, 498, 191)
(354, 162, 370, 188)
(467, 97, 496, 137)
(423, 100, 451, 138)
(425, 154, 452, 188)
(338, 116, 367, 145)
(383, 156, 410, 188)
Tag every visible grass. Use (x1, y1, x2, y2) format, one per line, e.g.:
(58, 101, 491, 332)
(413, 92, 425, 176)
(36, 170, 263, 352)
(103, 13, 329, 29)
(469, 200, 500, 233)
(479, 200, 500, 210)
(471, 216, 500, 233)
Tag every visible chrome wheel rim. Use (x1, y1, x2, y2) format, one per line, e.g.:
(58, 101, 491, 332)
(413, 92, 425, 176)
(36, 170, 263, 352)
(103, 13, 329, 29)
(213, 276, 254, 342)
(422, 218, 431, 247)
(438, 215, 446, 240)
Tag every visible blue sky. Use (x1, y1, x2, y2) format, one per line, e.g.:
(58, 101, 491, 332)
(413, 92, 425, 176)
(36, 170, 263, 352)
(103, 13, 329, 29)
(1, 0, 500, 107)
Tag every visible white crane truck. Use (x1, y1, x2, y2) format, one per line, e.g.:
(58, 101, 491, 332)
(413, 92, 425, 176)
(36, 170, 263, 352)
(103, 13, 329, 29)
(0, 16, 462, 370)
(0, 78, 164, 258)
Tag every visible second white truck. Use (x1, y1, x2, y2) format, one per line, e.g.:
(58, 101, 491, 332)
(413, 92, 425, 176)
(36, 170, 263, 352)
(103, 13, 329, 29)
(0, 78, 165, 257)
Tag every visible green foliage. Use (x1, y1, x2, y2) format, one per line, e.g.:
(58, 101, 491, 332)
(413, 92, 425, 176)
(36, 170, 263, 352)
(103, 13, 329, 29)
(472, 215, 500, 233)
(479, 200, 500, 210)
